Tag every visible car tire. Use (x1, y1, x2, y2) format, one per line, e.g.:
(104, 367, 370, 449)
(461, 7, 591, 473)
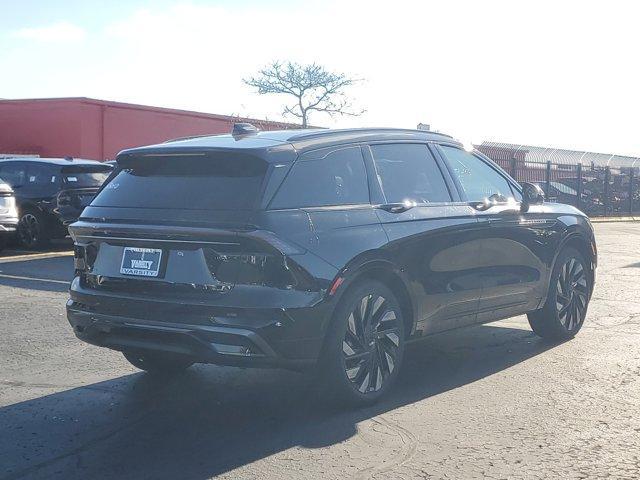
(0, 235, 6, 253)
(528, 247, 591, 341)
(123, 350, 194, 375)
(319, 280, 405, 407)
(17, 209, 50, 250)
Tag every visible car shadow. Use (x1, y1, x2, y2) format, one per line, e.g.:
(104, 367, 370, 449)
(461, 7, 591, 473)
(0, 256, 72, 293)
(0, 322, 556, 480)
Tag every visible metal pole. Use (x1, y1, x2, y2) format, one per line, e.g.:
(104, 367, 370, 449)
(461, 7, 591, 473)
(629, 169, 635, 215)
(604, 167, 611, 216)
(510, 157, 517, 179)
(545, 161, 552, 200)
(576, 163, 582, 210)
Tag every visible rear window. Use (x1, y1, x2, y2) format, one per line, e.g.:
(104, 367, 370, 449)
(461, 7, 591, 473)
(92, 153, 268, 210)
(61, 164, 112, 188)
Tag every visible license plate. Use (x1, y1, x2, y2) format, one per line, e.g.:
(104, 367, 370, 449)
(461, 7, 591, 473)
(120, 247, 163, 277)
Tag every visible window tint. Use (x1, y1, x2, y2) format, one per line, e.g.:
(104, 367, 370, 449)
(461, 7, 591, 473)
(61, 165, 111, 188)
(93, 153, 268, 210)
(270, 146, 369, 209)
(26, 164, 59, 186)
(370, 144, 451, 204)
(440, 146, 514, 201)
(0, 163, 27, 187)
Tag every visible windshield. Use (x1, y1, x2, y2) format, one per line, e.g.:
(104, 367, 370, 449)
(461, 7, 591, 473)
(92, 153, 268, 210)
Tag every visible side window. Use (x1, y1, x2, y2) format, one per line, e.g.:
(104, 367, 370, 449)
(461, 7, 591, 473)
(270, 146, 369, 209)
(26, 164, 58, 186)
(0, 163, 27, 187)
(370, 143, 451, 204)
(440, 146, 514, 202)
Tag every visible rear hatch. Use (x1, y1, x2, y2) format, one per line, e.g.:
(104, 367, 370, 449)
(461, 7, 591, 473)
(57, 164, 113, 209)
(71, 151, 303, 298)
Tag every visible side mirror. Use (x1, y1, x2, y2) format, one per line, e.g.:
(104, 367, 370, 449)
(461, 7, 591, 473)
(520, 182, 545, 212)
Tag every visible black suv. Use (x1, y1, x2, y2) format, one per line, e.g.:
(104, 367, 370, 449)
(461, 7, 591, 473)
(67, 127, 597, 405)
(0, 158, 113, 248)
(0, 178, 19, 251)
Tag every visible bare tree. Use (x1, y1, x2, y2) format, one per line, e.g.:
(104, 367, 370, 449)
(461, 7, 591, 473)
(244, 61, 364, 128)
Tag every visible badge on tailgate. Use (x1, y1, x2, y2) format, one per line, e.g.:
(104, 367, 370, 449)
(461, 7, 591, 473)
(120, 247, 163, 277)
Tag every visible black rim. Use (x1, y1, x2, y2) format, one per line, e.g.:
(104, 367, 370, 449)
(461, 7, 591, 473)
(18, 213, 40, 247)
(342, 293, 401, 394)
(556, 257, 588, 331)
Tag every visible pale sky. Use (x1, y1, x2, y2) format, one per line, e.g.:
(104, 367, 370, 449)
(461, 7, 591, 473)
(2, 0, 640, 157)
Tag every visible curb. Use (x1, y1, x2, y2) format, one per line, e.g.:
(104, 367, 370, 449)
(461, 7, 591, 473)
(590, 216, 640, 223)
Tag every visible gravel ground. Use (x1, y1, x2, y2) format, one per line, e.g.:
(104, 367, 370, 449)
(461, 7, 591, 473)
(0, 223, 639, 480)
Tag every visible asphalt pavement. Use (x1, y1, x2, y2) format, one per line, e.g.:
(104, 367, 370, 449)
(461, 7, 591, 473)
(0, 224, 639, 480)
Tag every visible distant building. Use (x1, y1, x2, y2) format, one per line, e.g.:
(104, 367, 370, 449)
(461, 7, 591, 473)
(0, 97, 299, 161)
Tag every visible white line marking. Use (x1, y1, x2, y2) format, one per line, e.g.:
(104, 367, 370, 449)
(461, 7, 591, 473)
(0, 251, 73, 262)
(0, 273, 70, 285)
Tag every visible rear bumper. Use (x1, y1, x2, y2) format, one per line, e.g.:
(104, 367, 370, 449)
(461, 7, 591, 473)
(67, 281, 331, 370)
(67, 302, 316, 369)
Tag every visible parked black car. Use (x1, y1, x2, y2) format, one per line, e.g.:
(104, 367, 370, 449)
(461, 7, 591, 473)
(0, 178, 19, 251)
(67, 127, 597, 405)
(0, 158, 113, 248)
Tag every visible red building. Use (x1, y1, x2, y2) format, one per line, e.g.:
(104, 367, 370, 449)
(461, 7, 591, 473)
(0, 97, 298, 161)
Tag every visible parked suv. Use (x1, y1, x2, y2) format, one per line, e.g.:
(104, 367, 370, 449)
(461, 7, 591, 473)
(0, 178, 19, 251)
(67, 127, 597, 405)
(0, 158, 113, 248)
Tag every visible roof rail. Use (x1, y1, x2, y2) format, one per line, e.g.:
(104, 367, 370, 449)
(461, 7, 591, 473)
(286, 127, 453, 142)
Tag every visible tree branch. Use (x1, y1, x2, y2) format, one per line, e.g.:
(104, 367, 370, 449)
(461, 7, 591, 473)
(243, 61, 364, 128)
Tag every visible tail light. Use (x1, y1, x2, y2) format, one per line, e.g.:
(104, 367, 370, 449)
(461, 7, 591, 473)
(204, 249, 297, 289)
(73, 244, 97, 273)
(0, 194, 16, 215)
(73, 245, 86, 273)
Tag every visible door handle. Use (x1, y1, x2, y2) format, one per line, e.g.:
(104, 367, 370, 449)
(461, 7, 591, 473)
(469, 200, 492, 211)
(377, 202, 416, 213)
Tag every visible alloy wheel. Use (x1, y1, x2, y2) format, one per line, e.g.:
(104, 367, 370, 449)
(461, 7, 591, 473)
(555, 257, 588, 331)
(18, 213, 40, 247)
(341, 293, 401, 394)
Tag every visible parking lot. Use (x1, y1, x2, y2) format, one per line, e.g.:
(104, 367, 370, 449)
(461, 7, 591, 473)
(0, 222, 638, 480)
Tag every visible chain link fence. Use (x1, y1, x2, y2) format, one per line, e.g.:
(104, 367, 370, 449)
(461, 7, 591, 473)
(477, 142, 640, 217)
